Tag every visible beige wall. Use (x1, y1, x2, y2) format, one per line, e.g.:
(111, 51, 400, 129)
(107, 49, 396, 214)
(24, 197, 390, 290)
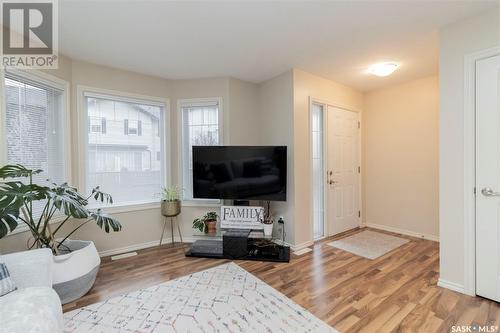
(0, 59, 262, 254)
(292, 69, 364, 247)
(439, 8, 500, 290)
(257, 71, 295, 244)
(228, 78, 261, 145)
(0, 48, 442, 257)
(364, 76, 439, 239)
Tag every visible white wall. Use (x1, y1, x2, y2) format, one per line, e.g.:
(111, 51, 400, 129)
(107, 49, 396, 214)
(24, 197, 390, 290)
(439, 8, 500, 291)
(364, 76, 439, 240)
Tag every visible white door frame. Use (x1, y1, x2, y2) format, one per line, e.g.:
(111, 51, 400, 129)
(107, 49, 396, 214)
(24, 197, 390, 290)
(308, 97, 363, 239)
(463, 45, 500, 296)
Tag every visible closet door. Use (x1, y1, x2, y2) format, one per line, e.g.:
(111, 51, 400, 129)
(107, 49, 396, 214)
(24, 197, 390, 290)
(476, 54, 500, 302)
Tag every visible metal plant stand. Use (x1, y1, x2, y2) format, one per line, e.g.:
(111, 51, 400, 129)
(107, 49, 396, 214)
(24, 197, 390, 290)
(160, 199, 182, 247)
(160, 216, 183, 247)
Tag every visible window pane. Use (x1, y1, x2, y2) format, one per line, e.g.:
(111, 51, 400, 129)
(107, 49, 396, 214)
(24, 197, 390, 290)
(86, 96, 164, 205)
(4, 73, 65, 217)
(311, 104, 324, 239)
(182, 102, 219, 200)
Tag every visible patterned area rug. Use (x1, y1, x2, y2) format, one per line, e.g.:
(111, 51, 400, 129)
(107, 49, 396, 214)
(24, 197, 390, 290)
(327, 230, 409, 260)
(64, 262, 336, 333)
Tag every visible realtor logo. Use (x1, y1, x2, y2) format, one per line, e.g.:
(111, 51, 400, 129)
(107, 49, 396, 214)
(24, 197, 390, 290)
(1, 0, 58, 68)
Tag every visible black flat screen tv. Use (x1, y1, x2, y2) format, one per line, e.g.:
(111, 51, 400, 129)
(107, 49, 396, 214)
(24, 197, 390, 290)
(192, 146, 287, 201)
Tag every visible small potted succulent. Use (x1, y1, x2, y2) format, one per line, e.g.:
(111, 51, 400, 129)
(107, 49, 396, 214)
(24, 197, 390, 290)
(161, 185, 181, 217)
(261, 201, 274, 236)
(192, 211, 218, 234)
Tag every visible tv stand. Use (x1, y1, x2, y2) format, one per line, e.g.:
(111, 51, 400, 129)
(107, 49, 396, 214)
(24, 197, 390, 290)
(185, 229, 290, 262)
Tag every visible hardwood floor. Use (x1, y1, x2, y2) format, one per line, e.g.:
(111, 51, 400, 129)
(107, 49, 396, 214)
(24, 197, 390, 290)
(63, 228, 500, 332)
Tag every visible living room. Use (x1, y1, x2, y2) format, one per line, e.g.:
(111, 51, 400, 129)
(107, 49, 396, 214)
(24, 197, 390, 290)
(1, 1, 500, 332)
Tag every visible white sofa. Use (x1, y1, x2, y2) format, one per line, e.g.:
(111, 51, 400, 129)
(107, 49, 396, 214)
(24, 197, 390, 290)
(0, 248, 63, 333)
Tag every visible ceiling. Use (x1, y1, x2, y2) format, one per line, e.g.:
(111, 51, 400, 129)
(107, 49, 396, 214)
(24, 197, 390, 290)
(58, 1, 497, 92)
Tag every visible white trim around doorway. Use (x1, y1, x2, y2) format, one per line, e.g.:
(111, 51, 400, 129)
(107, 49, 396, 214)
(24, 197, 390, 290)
(308, 97, 363, 240)
(463, 45, 500, 297)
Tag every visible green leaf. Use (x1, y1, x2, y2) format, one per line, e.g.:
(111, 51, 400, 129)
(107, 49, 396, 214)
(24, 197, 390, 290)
(0, 207, 19, 238)
(91, 209, 122, 233)
(91, 187, 113, 204)
(0, 181, 48, 238)
(0, 182, 47, 211)
(49, 186, 89, 219)
(0, 164, 42, 179)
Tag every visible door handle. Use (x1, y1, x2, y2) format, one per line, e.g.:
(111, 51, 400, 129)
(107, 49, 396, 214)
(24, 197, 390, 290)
(481, 187, 500, 197)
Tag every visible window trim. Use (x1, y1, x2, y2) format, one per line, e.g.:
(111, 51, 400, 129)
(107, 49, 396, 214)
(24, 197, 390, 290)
(177, 97, 224, 206)
(77, 85, 170, 210)
(0, 69, 71, 235)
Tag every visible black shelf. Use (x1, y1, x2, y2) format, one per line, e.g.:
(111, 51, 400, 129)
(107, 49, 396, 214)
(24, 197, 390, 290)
(185, 237, 290, 263)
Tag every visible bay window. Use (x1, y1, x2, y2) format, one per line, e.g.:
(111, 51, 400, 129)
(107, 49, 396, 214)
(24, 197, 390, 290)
(179, 98, 222, 202)
(82, 90, 167, 207)
(1, 70, 68, 218)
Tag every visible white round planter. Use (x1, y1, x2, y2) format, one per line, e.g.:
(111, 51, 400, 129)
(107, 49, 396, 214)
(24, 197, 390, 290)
(263, 223, 274, 237)
(52, 239, 100, 304)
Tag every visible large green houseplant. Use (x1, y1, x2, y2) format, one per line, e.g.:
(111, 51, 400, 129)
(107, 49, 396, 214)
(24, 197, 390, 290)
(0, 164, 122, 255)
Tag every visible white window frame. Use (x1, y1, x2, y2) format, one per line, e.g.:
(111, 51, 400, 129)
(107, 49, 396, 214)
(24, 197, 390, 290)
(77, 85, 170, 213)
(177, 97, 223, 206)
(0, 69, 71, 235)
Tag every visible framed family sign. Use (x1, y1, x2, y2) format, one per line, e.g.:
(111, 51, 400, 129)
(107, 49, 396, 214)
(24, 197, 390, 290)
(220, 205, 264, 229)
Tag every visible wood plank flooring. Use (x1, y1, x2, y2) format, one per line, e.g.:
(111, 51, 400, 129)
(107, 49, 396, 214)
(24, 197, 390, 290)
(63, 228, 500, 332)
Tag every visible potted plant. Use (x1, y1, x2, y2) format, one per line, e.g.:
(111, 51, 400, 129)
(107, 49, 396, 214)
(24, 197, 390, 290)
(0, 164, 122, 304)
(192, 211, 218, 234)
(160, 185, 181, 217)
(261, 201, 274, 236)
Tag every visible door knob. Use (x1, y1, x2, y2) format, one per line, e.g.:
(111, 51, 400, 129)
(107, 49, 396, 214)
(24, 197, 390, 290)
(481, 187, 500, 197)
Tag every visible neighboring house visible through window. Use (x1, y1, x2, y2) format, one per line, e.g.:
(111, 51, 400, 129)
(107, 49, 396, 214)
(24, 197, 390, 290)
(179, 98, 222, 201)
(124, 119, 142, 136)
(83, 91, 167, 206)
(2, 70, 68, 217)
(89, 117, 106, 134)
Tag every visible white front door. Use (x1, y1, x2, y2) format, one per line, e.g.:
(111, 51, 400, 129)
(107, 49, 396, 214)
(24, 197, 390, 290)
(476, 54, 500, 302)
(326, 106, 360, 235)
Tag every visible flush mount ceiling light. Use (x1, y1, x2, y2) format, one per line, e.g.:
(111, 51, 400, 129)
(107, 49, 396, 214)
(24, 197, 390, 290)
(368, 62, 399, 77)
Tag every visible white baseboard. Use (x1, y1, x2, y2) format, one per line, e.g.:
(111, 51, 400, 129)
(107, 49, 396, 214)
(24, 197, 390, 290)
(289, 241, 314, 252)
(98, 236, 195, 257)
(365, 223, 439, 242)
(437, 278, 466, 294)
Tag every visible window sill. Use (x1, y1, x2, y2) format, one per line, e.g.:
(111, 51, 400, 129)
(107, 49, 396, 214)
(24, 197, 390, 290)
(5, 200, 222, 237)
(87, 201, 161, 214)
(6, 214, 67, 237)
(5, 202, 162, 238)
(181, 200, 221, 208)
